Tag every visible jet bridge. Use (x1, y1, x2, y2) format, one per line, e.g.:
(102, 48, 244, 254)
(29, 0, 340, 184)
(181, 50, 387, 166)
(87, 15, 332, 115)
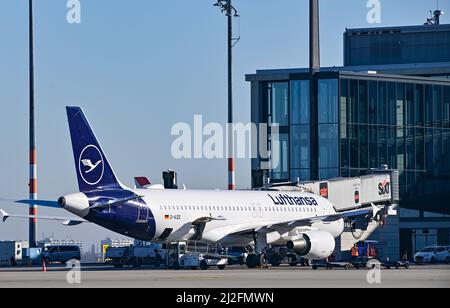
(262, 170, 399, 213)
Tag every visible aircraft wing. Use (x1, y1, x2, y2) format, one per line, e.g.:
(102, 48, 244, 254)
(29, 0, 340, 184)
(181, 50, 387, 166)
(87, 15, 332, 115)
(272, 204, 381, 231)
(0, 209, 87, 226)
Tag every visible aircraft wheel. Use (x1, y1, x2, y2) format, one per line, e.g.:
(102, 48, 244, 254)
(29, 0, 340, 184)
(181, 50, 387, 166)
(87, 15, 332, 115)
(258, 253, 268, 267)
(218, 265, 226, 270)
(200, 260, 208, 270)
(246, 254, 258, 268)
(269, 254, 282, 267)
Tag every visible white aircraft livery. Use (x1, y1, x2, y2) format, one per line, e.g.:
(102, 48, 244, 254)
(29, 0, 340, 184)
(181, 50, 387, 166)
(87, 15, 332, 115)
(1, 107, 380, 268)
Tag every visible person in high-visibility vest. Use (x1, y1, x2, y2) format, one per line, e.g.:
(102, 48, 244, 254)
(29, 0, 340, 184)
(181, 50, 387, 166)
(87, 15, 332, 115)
(351, 244, 359, 261)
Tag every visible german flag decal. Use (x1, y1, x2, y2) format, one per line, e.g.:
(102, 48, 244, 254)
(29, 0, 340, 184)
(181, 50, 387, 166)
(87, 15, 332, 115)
(164, 215, 170, 220)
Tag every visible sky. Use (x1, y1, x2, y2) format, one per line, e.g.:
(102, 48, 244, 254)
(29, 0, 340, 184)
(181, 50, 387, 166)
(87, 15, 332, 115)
(0, 0, 448, 250)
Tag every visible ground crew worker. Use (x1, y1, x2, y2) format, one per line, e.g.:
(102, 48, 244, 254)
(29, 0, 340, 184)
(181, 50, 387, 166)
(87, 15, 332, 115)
(351, 244, 359, 261)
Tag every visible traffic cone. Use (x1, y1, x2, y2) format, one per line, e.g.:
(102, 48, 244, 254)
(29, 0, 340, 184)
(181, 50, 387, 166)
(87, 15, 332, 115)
(42, 259, 47, 272)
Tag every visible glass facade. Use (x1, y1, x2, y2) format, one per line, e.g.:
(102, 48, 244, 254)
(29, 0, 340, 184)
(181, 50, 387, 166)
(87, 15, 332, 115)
(290, 80, 311, 181)
(318, 79, 339, 179)
(265, 80, 311, 182)
(258, 74, 450, 208)
(339, 79, 450, 201)
(267, 82, 289, 127)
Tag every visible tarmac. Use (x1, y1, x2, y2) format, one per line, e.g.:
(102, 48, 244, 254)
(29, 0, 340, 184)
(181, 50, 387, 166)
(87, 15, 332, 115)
(0, 264, 449, 288)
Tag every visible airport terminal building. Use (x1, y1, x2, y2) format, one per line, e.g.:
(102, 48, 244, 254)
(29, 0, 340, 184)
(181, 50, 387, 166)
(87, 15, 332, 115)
(247, 24, 450, 259)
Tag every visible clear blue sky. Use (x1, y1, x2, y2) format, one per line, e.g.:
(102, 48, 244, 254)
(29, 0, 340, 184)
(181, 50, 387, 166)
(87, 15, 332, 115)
(0, 0, 448, 249)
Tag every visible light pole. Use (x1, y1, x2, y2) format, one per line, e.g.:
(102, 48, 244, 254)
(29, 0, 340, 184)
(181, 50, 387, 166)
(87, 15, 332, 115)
(29, 0, 37, 248)
(214, 0, 240, 190)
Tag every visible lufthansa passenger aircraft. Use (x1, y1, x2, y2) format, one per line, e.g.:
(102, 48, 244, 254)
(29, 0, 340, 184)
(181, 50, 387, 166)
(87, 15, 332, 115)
(1, 107, 380, 267)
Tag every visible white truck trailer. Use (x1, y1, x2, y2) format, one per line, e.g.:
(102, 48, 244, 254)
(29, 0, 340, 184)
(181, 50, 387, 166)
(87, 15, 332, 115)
(0, 241, 23, 266)
(105, 243, 165, 268)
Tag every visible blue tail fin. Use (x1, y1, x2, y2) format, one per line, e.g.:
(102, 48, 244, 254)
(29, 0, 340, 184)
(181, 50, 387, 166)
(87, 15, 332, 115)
(66, 107, 123, 192)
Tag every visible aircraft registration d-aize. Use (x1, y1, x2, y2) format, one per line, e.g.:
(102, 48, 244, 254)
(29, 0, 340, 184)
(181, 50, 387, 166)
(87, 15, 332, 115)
(1, 107, 382, 268)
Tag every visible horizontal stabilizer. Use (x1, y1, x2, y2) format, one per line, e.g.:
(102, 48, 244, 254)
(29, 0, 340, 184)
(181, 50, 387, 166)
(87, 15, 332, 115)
(0, 197, 60, 208)
(0, 209, 86, 226)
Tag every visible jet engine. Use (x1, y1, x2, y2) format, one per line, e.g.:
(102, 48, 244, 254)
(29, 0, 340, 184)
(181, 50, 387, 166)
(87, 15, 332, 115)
(58, 193, 90, 217)
(286, 231, 335, 260)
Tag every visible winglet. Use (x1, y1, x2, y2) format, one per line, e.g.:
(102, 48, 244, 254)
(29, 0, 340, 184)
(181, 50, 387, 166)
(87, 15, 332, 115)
(0, 209, 9, 222)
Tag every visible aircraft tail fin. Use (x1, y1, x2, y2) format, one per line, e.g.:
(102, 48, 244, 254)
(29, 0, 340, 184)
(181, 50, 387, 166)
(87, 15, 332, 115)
(66, 106, 123, 192)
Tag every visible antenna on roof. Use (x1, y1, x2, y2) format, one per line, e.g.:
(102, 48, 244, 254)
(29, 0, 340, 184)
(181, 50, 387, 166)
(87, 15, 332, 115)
(424, 5, 444, 26)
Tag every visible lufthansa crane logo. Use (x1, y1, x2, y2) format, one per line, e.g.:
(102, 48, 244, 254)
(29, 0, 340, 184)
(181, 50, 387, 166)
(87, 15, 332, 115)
(78, 145, 104, 185)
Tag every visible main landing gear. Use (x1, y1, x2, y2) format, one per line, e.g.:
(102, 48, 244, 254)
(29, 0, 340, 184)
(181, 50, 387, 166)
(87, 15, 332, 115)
(245, 231, 275, 268)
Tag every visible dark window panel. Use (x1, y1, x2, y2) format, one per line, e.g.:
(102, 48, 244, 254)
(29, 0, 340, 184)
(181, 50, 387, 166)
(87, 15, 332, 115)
(433, 85, 443, 128)
(414, 84, 424, 127)
(268, 82, 289, 127)
(319, 124, 339, 169)
(444, 86, 450, 129)
(319, 168, 339, 180)
(369, 126, 378, 169)
(269, 133, 289, 180)
(359, 80, 368, 124)
(340, 79, 349, 130)
(350, 169, 362, 177)
(349, 79, 358, 124)
(350, 124, 359, 168)
(340, 124, 350, 168)
(425, 85, 433, 127)
(378, 127, 388, 165)
(290, 80, 310, 125)
(416, 127, 425, 171)
(368, 81, 378, 125)
(291, 169, 311, 182)
(318, 79, 339, 124)
(406, 84, 415, 127)
(388, 82, 397, 126)
(378, 81, 387, 125)
(388, 132, 397, 169)
(433, 128, 443, 173)
(359, 124, 369, 169)
(290, 125, 310, 169)
(397, 83, 406, 127)
(397, 129, 405, 171)
(443, 130, 450, 175)
(425, 129, 434, 173)
(340, 168, 350, 178)
(406, 135, 415, 171)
